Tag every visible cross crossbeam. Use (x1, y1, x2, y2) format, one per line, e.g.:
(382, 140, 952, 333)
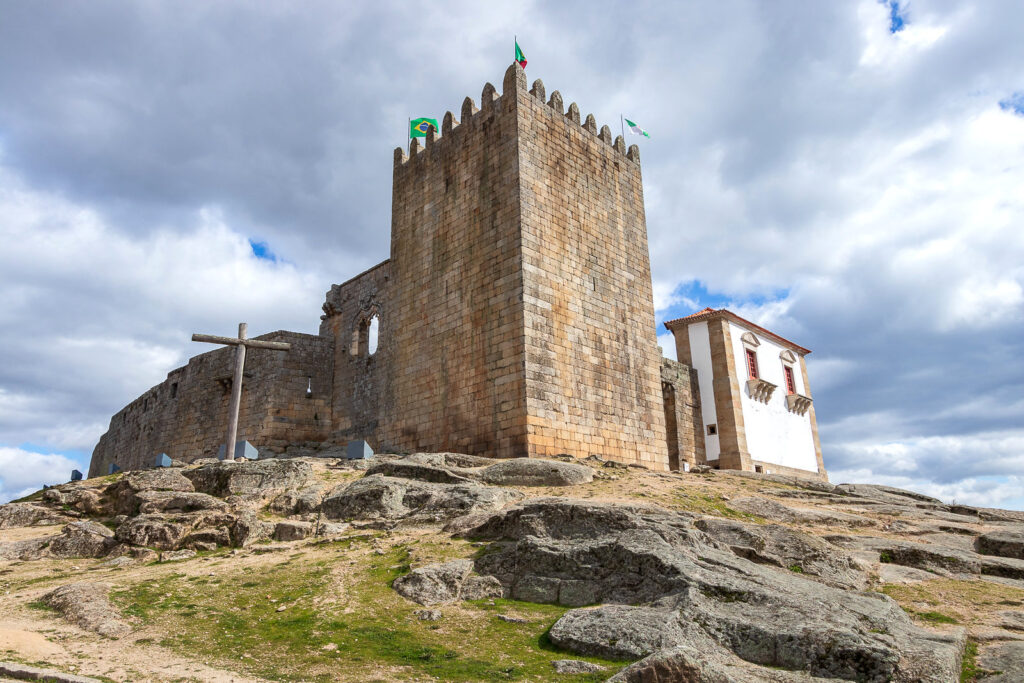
(192, 323, 291, 461)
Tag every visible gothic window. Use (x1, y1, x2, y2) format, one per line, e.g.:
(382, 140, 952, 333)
(351, 311, 381, 357)
(367, 314, 379, 356)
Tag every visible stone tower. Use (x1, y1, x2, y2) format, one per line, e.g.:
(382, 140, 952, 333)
(378, 64, 668, 467)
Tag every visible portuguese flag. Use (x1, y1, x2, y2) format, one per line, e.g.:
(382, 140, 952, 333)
(515, 40, 527, 69)
(410, 118, 439, 138)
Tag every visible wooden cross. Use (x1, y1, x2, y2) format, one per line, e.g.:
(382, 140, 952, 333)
(192, 323, 290, 461)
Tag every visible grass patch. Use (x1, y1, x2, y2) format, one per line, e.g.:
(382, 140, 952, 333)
(662, 492, 765, 521)
(788, 564, 804, 574)
(960, 639, 979, 682)
(112, 537, 624, 681)
(879, 551, 893, 563)
(880, 579, 1024, 628)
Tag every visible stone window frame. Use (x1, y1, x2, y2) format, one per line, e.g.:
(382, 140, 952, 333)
(350, 306, 381, 357)
(779, 349, 798, 395)
(740, 332, 760, 379)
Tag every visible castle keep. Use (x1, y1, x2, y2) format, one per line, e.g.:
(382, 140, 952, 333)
(89, 64, 826, 481)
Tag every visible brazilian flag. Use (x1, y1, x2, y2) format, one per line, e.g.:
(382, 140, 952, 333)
(410, 117, 439, 138)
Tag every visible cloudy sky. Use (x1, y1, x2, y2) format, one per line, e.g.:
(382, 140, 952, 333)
(1, 1, 1021, 507)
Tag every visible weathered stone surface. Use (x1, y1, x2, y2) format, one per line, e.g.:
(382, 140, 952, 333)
(836, 483, 943, 505)
(608, 643, 837, 683)
(721, 470, 837, 493)
(315, 521, 350, 537)
(184, 459, 315, 499)
(548, 605, 690, 659)
(461, 499, 963, 682)
(978, 641, 1024, 682)
(43, 487, 106, 516)
(135, 491, 231, 515)
(42, 582, 131, 639)
(976, 529, 1024, 559)
(550, 659, 604, 674)
(115, 514, 190, 550)
(109, 468, 196, 515)
(392, 559, 473, 606)
(407, 452, 495, 469)
(0, 661, 105, 683)
(161, 548, 197, 562)
(461, 574, 505, 600)
(997, 609, 1024, 631)
(274, 520, 313, 542)
(729, 496, 875, 527)
(48, 521, 117, 558)
(182, 527, 231, 550)
(828, 535, 1024, 580)
(365, 460, 476, 485)
(268, 486, 324, 516)
(230, 512, 275, 547)
(0, 502, 71, 529)
(0, 534, 56, 560)
(321, 475, 523, 523)
(479, 459, 593, 487)
(694, 518, 866, 589)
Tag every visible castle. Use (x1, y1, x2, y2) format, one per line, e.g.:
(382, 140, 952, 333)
(88, 64, 827, 482)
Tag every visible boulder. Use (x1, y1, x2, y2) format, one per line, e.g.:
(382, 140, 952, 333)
(181, 527, 231, 550)
(42, 487, 106, 516)
(268, 486, 324, 516)
(0, 535, 56, 560)
(135, 491, 231, 515)
(42, 582, 131, 639)
(108, 469, 195, 515)
(274, 520, 313, 542)
(835, 483, 944, 505)
(406, 452, 496, 468)
(976, 529, 1024, 559)
(115, 515, 189, 550)
(827, 536, 1024, 580)
(548, 605, 690, 659)
(479, 459, 593, 487)
(392, 559, 474, 606)
(694, 518, 866, 589)
(608, 643, 838, 683)
(321, 475, 523, 523)
(230, 512, 275, 547)
(184, 459, 315, 499)
(48, 520, 117, 558)
(0, 502, 70, 529)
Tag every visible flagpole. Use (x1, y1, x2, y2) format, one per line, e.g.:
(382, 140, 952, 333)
(407, 117, 411, 153)
(621, 114, 625, 141)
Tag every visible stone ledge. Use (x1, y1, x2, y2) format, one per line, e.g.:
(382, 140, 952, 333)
(0, 662, 104, 683)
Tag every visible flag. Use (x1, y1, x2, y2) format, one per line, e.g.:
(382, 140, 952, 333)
(625, 118, 650, 138)
(410, 118, 439, 138)
(515, 40, 527, 69)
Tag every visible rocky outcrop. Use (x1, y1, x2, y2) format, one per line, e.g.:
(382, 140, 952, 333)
(453, 498, 963, 682)
(135, 491, 231, 515)
(479, 459, 593, 487)
(0, 502, 71, 529)
(976, 529, 1024, 559)
(321, 475, 523, 523)
(729, 496, 875, 527)
(48, 520, 117, 558)
(183, 459, 314, 500)
(393, 559, 475, 606)
(42, 582, 131, 639)
(109, 469, 195, 516)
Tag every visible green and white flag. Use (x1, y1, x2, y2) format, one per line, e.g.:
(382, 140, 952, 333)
(625, 118, 650, 138)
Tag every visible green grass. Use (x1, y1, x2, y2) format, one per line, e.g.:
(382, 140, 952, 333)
(915, 611, 959, 625)
(665, 492, 765, 521)
(111, 535, 625, 681)
(879, 551, 894, 563)
(960, 639, 979, 682)
(788, 564, 804, 573)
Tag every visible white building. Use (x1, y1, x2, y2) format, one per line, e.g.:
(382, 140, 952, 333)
(665, 308, 827, 481)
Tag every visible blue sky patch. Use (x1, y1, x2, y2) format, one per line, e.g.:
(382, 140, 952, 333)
(249, 239, 278, 262)
(885, 1, 906, 33)
(999, 93, 1024, 116)
(656, 279, 790, 326)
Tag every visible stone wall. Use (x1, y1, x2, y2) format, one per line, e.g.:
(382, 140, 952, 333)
(513, 68, 669, 468)
(661, 359, 706, 470)
(377, 73, 529, 458)
(319, 260, 391, 445)
(89, 331, 333, 476)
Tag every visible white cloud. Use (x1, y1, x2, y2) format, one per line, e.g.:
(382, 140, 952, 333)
(0, 447, 81, 503)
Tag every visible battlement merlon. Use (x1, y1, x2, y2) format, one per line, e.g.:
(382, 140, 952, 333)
(392, 63, 641, 169)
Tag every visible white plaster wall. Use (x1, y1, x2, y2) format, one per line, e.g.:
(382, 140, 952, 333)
(728, 321, 817, 473)
(687, 321, 719, 462)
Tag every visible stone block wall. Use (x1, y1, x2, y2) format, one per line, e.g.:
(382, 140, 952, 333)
(319, 260, 391, 445)
(661, 359, 706, 470)
(89, 331, 333, 476)
(513, 70, 669, 468)
(378, 73, 529, 457)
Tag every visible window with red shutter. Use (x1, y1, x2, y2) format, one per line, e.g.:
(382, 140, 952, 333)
(784, 365, 796, 394)
(745, 349, 759, 379)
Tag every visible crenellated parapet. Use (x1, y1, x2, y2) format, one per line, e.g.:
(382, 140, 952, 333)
(392, 63, 640, 170)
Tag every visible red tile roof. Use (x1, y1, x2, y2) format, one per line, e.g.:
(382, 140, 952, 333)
(664, 307, 811, 355)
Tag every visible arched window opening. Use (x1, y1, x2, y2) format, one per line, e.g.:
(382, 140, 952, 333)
(368, 314, 379, 356)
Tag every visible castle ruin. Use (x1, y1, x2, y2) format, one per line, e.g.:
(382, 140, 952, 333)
(89, 63, 826, 482)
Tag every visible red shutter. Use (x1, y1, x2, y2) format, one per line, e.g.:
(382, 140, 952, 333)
(784, 366, 796, 394)
(745, 349, 759, 379)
